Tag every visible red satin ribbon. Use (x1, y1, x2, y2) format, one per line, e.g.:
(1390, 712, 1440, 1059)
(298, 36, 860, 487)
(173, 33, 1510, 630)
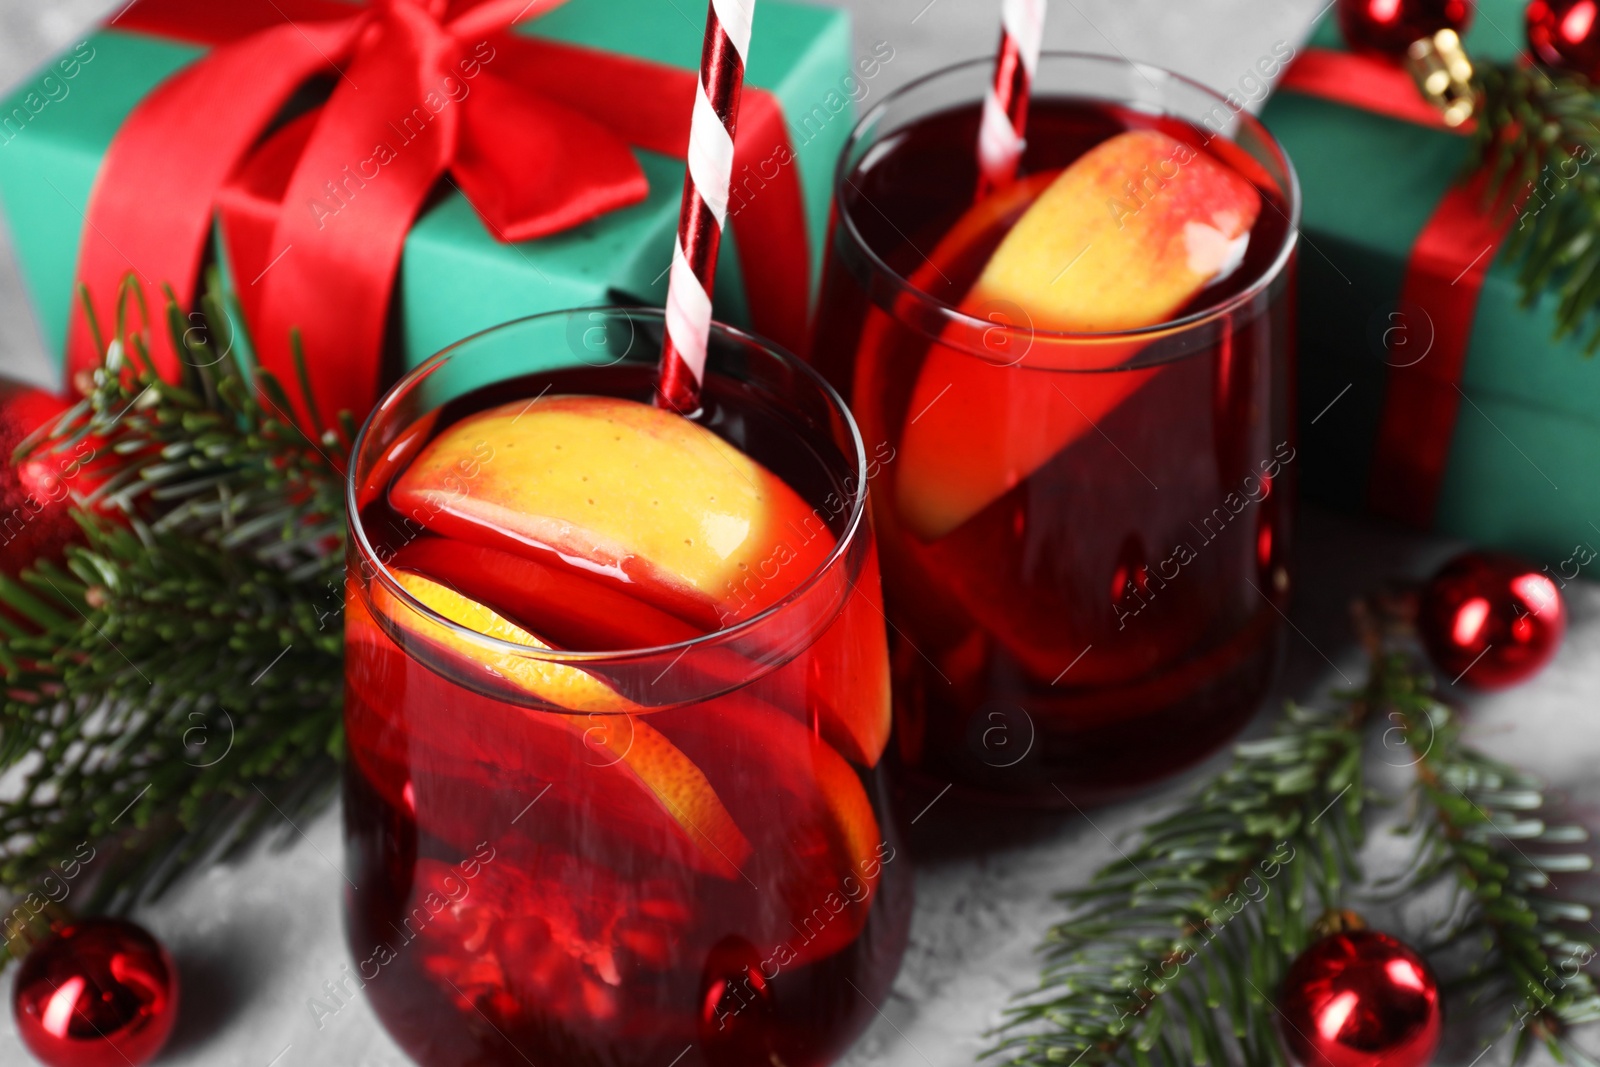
(1367, 176, 1512, 523)
(1280, 46, 1503, 527)
(71, 0, 810, 423)
(1279, 47, 1472, 132)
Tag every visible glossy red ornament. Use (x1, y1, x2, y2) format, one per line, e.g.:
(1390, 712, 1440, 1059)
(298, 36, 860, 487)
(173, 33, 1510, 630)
(11, 918, 178, 1067)
(1278, 929, 1441, 1067)
(0, 379, 86, 577)
(1528, 0, 1600, 79)
(1338, 0, 1474, 57)
(1419, 551, 1566, 689)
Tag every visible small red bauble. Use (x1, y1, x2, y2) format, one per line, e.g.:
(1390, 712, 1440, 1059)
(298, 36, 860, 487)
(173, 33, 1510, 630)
(1278, 929, 1441, 1067)
(11, 918, 178, 1067)
(1338, 0, 1474, 57)
(1419, 550, 1566, 689)
(0, 379, 85, 577)
(1528, 0, 1600, 79)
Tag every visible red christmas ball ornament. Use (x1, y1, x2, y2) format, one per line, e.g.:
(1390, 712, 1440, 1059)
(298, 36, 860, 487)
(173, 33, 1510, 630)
(11, 918, 178, 1067)
(1278, 929, 1441, 1067)
(0, 379, 85, 576)
(1338, 0, 1474, 57)
(1419, 550, 1566, 689)
(1528, 0, 1600, 79)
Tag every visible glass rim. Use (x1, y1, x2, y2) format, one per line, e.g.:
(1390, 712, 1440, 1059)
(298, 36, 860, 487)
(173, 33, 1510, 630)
(346, 306, 871, 666)
(832, 50, 1303, 348)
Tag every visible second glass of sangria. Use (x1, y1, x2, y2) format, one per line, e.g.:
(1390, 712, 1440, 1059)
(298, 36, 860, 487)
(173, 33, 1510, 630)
(811, 54, 1301, 805)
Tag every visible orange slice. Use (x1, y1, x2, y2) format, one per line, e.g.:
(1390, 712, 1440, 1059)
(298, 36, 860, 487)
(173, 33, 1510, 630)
(390, 537, 705, 652)
(752, 546, 892, 767)
(657, 693, 888, 963)
(372, 570, 753, 879)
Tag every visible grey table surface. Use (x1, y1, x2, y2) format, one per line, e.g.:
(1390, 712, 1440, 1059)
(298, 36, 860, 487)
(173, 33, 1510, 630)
(2, 1, 1597, 1066)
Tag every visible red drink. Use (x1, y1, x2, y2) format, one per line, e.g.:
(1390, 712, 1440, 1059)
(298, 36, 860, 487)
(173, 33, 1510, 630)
(342, 312, 911, 1067)
(811, 57, 1300, 805)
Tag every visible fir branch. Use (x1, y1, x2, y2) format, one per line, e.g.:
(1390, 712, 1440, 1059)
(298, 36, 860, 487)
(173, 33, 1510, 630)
(31, 275, 353, 580)
(1473, 61, 1600, 353)
(1390, 681, 1600, 1065)
(986, 673, 1380, 1067)
(993, 581, 1600, 1067)
(992, 575, 1600, 1067)
(0, 276, 347, 950)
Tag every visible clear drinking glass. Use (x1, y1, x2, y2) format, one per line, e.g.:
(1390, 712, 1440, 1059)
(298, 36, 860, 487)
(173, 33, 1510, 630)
(810, 54, 1301, 806)
(342, 309, 911, 1067)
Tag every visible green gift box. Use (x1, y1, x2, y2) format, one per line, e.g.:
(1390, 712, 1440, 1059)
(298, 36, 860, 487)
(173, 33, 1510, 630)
(0, 0, 870, 410)
(1262, 0, 1600, 564)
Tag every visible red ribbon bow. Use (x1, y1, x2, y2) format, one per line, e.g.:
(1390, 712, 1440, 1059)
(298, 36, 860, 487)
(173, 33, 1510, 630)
(72, 0, 809, 422)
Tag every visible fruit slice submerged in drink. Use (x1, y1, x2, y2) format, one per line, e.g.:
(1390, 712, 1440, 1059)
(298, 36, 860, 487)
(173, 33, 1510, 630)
(358, 409, 438, 512)
(650, 691, 886, 964)
(896, 129, 1264, 542)
(357, 569, 753, 880)
(390, 395, 834, 630)
(388, 393, 890, 767)
(355, 564, 885, 961)
(749, 546, 892, 768)
(812, 547, 892, 765)
(390, 536, 702, 652)
(366, 393, 888, 956)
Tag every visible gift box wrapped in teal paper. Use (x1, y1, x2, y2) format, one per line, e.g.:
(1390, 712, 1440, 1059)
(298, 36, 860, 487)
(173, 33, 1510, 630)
(0, 0, 879, 421)
(1263, 0, 1600, 566)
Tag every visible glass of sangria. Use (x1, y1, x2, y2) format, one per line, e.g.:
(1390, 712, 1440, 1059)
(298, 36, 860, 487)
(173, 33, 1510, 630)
(811, 54, 1300, 806)
(342, 308, 911, 1067)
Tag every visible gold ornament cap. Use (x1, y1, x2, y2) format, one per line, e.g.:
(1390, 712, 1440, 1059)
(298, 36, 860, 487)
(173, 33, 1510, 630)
(1311, 909, 1368, 939)
(1407, 28, 1476, 127)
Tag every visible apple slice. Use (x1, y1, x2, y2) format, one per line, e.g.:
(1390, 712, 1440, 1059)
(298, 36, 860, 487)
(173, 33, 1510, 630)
(391, 395, 834, 630)
(345, 607, 733, 881)
(810, 548, 892, 767)
(388, 568, 637, 713)
(896, 129, 1263, 541)
(356, 409, 438, 512)
(973, 129, 1263, 333)
(750, 546, 892, 767)
(370, 569, 754, 879)
(654, 692, 887, 964)
(390, 537, 703, 651)
(389, 534, 890, 763)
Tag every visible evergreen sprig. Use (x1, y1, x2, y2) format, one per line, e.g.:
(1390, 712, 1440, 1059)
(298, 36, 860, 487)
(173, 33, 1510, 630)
(1390, 680, 1600, 1065)
(0, 276, 348, 951)
(1473, 61, 1600, 353)
(991, 597, 1600, 1067)
(985, 681, 1371, 1067)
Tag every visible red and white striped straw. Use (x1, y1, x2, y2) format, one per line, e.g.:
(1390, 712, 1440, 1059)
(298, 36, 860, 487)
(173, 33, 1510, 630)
(656, 0, 756, 414)
(977, 0, 1047, 197)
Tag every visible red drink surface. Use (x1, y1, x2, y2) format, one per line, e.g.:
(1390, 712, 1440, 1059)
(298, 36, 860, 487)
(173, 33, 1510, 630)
(343, 363, 911, 1067)
(812, 98, 1297, 805)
